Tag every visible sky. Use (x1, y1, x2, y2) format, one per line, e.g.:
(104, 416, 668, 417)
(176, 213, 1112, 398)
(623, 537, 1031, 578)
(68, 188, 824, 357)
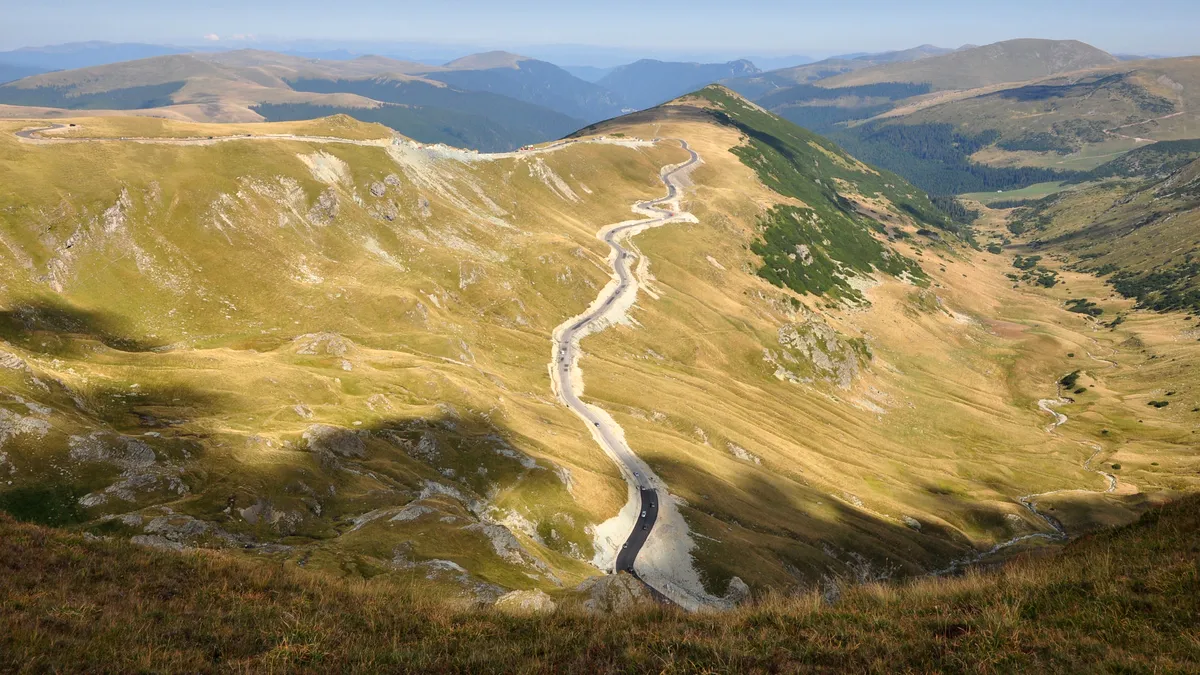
(2, 0, 1197, 63)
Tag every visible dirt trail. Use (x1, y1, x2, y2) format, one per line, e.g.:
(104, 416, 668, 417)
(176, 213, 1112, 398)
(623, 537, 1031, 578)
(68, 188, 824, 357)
(940, 377, 1127, 574)
(1103, 109, 1186, 143)
(1087, 347, 1118, 368)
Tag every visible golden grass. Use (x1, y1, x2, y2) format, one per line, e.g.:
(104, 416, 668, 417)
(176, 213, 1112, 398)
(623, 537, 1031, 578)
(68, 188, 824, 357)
(0, 106, 1197, 604)
(2, 494, 1198, 673)
(3, 114, 394, 140)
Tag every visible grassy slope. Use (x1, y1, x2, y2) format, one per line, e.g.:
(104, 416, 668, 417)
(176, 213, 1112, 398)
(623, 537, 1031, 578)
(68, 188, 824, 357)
(569, 88, 1199, 594)
(2, 495, 1197, 672)
(0, 114, 692, 594)
(3, 99, 1199, 605)
(847, 57, 1200, 180)
(819, 39, 1118, 90)
(1002, 159, 1200, 313)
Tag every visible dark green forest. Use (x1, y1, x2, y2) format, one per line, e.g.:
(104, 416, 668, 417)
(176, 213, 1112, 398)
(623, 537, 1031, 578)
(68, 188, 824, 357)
(0, 82, 185, 109)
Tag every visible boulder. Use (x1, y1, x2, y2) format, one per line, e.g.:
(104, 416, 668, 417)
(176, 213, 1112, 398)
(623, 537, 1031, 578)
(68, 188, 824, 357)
(303, 424, 365, 458)
(575, 572, 654, 614)
(494, 589, 557, 615)
(723, 576, 751, 606)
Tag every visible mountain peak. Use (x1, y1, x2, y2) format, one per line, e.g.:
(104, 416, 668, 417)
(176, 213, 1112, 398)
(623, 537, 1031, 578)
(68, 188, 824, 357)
(444, 51, 530, 70)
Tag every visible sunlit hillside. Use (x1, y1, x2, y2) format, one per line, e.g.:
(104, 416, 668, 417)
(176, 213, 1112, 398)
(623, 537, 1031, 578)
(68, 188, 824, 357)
(2, 86, 1196, 611)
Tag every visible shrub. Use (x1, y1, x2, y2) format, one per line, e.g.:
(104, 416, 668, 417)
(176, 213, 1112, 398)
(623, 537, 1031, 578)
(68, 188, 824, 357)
(1013, 255, 1042, 270)
(1066, 298, 1104, 317)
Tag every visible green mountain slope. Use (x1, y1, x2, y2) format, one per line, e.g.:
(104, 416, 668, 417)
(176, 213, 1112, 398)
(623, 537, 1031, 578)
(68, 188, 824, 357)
(422, 53, 624, 122)
(598, 59, 760, 110)
(1088, 139, 1200, 180)
(0, 51, 595, 151)
(718, 40, 1167, 195)
(811, 56, 1200, 190)
(1009, 158, 1200, 313)
(577, 85, 954, 301)
(689, 86, 944, 300)
(819, 39, 1118, 90)
(281, 77, 586, 151)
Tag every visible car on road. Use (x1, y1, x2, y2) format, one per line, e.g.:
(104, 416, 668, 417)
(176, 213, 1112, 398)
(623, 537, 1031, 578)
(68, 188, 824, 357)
(594, 422, 600, 427)
(641, 511, 646, 517)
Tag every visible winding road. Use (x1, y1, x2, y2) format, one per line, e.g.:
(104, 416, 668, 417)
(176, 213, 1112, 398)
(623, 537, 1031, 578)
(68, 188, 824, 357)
(550, 140, 699, 576)
(12, 123, 619, 159)
(20, 118, 704, 595)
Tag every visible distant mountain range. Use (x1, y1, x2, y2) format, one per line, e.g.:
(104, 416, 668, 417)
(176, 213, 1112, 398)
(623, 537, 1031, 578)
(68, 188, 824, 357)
(2, 38, 1195, 190)
(716, 39, 1196, 194)
(0, 41, 189, 73)
(0, 46, 774, 148)
(598, 59, 761, 110)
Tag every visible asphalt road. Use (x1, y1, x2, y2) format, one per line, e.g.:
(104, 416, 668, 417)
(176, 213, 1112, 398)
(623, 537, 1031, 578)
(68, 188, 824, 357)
(14, 124, 65, 139)
(18, 117, 697, 576)
(552, 140, 699, 573)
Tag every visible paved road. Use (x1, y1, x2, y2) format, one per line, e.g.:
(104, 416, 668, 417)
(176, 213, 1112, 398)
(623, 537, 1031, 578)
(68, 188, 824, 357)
(12, 124, 638, 157)
(13, 123, 398, 147)
(551, 140, 699, 574)
(18, 116, 697, 576)
(14, 123, 65, 139)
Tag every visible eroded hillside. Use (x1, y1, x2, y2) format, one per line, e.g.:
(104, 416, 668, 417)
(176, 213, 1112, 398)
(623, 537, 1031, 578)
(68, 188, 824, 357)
(1, 88, 1197, 606)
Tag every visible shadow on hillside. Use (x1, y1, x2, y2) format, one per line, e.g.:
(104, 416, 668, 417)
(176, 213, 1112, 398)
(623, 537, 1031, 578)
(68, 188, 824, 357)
(642, 452, 1042, 592)
(77, 379, 229, 433)
(0, 298, 162, 354)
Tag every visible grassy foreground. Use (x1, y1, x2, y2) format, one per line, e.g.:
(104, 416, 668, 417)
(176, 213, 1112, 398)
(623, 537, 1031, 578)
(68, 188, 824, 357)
(3, 496, 1198, 673)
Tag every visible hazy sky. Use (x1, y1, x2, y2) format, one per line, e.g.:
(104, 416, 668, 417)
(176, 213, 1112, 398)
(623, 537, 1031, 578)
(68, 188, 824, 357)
(3, 0, 1197, 60)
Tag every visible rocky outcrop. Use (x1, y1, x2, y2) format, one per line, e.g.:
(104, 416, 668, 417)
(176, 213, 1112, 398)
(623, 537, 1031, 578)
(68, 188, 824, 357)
(775, 318, 871, 390)
(0, 407, 51, 448)
(575, 573, 655, 614)
(723, 576, 751, 606)
(307, 187, 340, 225)
(68, 433, 156, 469)
(494, 589, 557, 614)
(303, 424, 365, 458)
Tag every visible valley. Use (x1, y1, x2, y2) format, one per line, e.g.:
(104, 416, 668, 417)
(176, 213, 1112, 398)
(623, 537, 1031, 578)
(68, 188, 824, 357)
(2, 85, 1197, 611)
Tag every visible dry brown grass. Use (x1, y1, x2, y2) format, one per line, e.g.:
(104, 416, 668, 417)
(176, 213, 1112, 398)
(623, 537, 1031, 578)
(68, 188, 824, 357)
(2, 494, 1198, 673)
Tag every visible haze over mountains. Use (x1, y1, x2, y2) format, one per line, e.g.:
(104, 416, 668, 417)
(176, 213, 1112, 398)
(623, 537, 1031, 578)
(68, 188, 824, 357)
(0, 37, 1171, 160)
